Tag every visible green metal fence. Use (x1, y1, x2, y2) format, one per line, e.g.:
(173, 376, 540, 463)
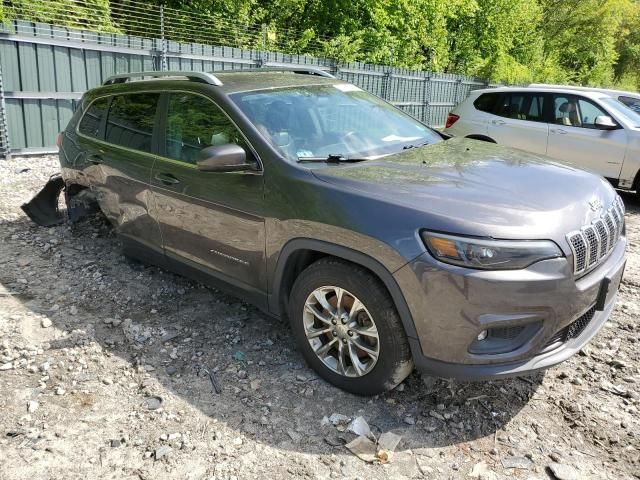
(0, 19, 489, 157)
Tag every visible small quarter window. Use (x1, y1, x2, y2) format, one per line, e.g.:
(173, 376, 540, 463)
(473, 93, 498, 113)
(78, 97, 109, 139)
(105, 93, 160, 153)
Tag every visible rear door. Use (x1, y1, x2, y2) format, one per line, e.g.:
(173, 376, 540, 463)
(150, 91, 266, 304)
(546, 94, 627, 179)
(87, 91, 164, 260)
(487, 92, 549, 155)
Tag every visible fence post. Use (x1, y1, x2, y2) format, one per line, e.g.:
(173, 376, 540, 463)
(258, 23, 267, 67)
(0, 61, 11, 160)
(382, 69, 392, 100)
(329, 57, 339, 78)
(454, 78, 462, 105)
(159, 4, 167, 71)
(423, 75, 431, 126)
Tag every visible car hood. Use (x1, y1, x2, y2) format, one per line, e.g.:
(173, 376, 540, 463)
(310, 138, 617, 244)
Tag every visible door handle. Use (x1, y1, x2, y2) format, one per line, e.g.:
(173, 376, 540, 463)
(492, 119, 506, 125)
(154, 172, 181, 185)
(87, 154, 103, 165)
(550, 128, 567, 135)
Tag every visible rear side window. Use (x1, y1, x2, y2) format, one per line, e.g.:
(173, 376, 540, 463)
(496, 93, 546, 122)
(526, 95, 545, 121)
(473, 93, 498, 113)
(78, 97, 109, 139)
(105, 93, 160, 153)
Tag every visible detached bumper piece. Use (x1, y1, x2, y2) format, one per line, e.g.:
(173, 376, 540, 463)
(21, 174, 65, 227)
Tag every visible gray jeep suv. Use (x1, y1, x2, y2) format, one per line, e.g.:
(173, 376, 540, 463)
(25, 69, 627, 395)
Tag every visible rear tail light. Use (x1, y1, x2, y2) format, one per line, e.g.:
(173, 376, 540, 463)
(445, 113, 460, 129)
(56, 132, 63, 148)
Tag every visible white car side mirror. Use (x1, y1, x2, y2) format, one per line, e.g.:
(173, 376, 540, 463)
(594, 115, 618, 130)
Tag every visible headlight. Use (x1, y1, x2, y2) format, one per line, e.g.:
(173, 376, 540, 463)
(422, 232, 563, 270)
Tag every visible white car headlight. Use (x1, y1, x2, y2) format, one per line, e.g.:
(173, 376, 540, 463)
(422, 232, 563, 270)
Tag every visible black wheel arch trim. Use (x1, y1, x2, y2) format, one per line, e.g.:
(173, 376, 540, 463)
(269, 238, 419, 341)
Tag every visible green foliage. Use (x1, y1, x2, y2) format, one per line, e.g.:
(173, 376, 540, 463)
(4, 0, 640, 90)
(5, 0, 115, 31)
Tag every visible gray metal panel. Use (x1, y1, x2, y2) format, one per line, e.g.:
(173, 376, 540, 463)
(0, 40, 20, 90)
(24, 99, 43, 148)
(5, 99, 25, 149)
(41, 99, 59, 145)
(70, 49, 88, 91)
(54, 46, 73, 91)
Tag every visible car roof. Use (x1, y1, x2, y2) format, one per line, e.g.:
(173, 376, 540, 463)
(469, 86, 616, 101)
(89, 70, 343, 97)
(214, 71, 341, 93)
(529, 83, 640, 99)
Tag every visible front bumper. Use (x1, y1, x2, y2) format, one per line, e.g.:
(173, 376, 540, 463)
(394, 236, 626, 379)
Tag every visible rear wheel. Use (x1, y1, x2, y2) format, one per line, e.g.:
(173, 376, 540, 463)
(288, 258, 413, 395)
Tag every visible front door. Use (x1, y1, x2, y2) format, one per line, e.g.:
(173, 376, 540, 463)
(150, 91, 266, 303)
(546, 94, 627, 179)
(487, 92, 549, 155)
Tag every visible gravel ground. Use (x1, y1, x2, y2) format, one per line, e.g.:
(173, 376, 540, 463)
(0, 155, 639, 480)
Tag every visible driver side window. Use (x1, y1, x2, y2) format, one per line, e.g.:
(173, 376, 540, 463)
(576, 98, 609, 129)
(164, 93, 252, 165)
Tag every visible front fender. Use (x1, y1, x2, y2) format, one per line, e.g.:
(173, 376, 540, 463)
(268, 236, 418, 340)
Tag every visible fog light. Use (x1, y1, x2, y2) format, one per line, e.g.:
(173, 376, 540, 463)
(477, 330, 488, 341)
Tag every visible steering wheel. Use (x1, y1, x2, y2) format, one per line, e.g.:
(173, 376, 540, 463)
(341, 131, 368, 153)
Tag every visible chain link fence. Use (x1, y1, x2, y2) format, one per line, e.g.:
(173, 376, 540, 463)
(0, 3, 490, 157)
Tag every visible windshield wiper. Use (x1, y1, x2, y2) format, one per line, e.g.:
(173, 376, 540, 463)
(297, 154, 367, 163)
(402, 141, 430, 150)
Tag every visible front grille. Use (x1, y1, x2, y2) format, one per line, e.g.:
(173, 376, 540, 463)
(566, 196, 625, 275)
(544, 305, 596, 351)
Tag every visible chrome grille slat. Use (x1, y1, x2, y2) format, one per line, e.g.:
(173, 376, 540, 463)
(612, 203, 624, 236)
(593, 219, 608, 258)
(604, 212, 616, 249)
(582, 226, 598, 267)
(566, 196, 624, 275)
(568, 232, 587, 274)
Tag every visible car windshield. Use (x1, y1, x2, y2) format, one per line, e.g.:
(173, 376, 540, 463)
(600, 97, 640, 127)
(230, 83, 442, 161)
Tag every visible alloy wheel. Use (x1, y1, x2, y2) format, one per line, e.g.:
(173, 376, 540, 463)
(302, 286, 380, 377)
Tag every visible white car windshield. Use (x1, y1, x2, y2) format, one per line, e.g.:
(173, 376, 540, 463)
(230, 83, 442, 161)
(600, 97, 640, 127)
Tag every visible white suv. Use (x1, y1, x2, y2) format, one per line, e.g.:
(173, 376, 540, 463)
(444, 86, 640, 195)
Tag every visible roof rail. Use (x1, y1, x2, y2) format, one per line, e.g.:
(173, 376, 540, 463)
(103, 71, 223, 86)
(219, 66, 335, 78)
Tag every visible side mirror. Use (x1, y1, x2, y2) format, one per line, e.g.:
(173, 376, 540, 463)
(594, 115, 618, 130)
(197, 144, 255, 172)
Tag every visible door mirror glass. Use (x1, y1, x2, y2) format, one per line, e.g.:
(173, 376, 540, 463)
(594, 115, 618, 130)
(197, 144, 254, 172)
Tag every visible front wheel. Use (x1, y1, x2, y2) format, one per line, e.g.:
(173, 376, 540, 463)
(288, 258, 413, 395)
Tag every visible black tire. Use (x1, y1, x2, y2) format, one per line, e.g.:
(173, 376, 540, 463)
(288, 257, 413, 395)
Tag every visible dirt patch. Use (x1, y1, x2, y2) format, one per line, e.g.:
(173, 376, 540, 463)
(0, 155, 639, 479)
